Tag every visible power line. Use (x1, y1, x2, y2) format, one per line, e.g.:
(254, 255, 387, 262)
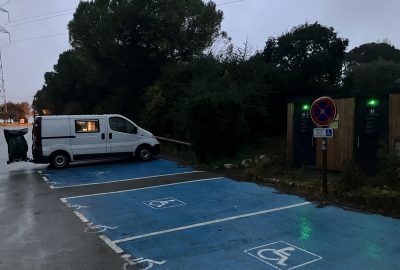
(1, 0, 24, 6)
(216, 0, 245, 6)
(10, 32, 68, 43)
(5, 11, 74, 29)
(6, 8, 74, 25)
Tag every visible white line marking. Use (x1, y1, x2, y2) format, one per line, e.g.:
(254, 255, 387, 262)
(60, 198, 67, 203)
(99, 235, 124, 254)
(62, 177, 223, 201)
(42, 176, 49, 182)
(113, 201, 311, 244)
(73, 211, 89, 223)
(290, 258, 322, 270)
(51, 171, 203, 189)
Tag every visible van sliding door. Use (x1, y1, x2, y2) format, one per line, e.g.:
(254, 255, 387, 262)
(70, 117, 109, 159)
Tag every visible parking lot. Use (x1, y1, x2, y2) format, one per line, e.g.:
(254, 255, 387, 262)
(35, 158, 400, 270)
(1, 127, 399, 270)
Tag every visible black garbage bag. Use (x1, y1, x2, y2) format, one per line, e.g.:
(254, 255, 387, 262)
(4, 128, 29, 164)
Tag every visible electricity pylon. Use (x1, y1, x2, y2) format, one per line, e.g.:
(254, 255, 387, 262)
(0, 51, 7, 117)
(0, 5, 10, 119)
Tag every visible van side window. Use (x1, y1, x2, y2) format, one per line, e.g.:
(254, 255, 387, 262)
(109, 117, 137, 134)
(125, 120, 137, 134)
(75, 120, 100, 133)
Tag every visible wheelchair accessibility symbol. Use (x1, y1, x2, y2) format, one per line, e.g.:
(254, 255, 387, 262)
(257, 246, 295, 267)
(245, 241, 322, 270)
(143, 197, 186, 209)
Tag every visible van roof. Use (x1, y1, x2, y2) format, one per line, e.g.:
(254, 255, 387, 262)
(37, 114, 125, 119)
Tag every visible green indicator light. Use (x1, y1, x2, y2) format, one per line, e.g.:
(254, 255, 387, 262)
(302, 104, 310, 111)
(367, 99, 379, 107)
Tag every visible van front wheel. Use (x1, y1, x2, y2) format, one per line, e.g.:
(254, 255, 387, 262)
(136, 145, 152, 161)
(50, 152, 70, 169)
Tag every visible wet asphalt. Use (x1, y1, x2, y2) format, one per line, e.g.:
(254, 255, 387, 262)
(0, 126, 216, 270)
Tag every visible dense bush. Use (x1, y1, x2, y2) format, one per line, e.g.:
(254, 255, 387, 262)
(187, 97, 245, 162)
(339, 160, 362, 191)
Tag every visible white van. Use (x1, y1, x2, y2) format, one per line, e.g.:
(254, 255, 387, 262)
(32, 114, 160, 169)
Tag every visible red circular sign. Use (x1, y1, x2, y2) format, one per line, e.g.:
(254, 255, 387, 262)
(310, 96, 337, 126)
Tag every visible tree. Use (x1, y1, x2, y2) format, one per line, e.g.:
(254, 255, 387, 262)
(33, 50, 94, 115)
(0, 102, 31, 121)
(343, 43, 400, 91)
(34, 0, 224, 120)
(346, 42, 400, 66)
(262, 22, 348, 97)
(343, 60, 400, 91)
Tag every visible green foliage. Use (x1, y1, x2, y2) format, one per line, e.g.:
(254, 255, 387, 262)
(187, 97, 244, 162)
(371, 140, 400, 188)
(144, 53, 273, 139)
(376, 153, 400, 188)
(343, 42, 400, 91)
(34, 0, 224, 120)
(346, 42, 400, 65)
(339, 160, 362, 191)
(33, 50, 94, 115)
(262, 22, 348, 97)
(343, 60, 400, 91)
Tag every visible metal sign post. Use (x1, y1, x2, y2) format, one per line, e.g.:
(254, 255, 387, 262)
(310, 96, 337, 196)
(321, 138, 328, 194)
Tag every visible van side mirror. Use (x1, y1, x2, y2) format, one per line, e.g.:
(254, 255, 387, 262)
(133, 126, 138, 134)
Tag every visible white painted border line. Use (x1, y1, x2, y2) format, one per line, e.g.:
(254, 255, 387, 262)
(113, 201, 312, 244)
(62, 177, 224, 201)
(73, 211, 89, 223)
(42, 176, 49, 182)
(51, 170, 203, 189)
(99, 235, 124, 254)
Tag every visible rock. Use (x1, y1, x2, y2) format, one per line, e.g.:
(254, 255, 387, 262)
(241, 159, 253, 168)
(259, 154, 271, 165)
(224, 164, 237, 169)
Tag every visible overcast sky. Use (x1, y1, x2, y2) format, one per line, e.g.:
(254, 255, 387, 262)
(1, 0, 400, 104)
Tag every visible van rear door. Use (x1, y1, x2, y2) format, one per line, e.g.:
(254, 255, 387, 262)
(70, 116, 109, 159)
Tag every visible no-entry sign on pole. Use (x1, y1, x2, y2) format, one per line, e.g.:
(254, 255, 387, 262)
(310, 96, 337, 127)
(310, 96, 337, 196)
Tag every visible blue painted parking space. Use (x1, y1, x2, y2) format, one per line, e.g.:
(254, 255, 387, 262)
(118, 203, 400, 270)
(62, 177, 400, 270)
(63, 178, 306, 241)
(43, 159, 193, 188)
